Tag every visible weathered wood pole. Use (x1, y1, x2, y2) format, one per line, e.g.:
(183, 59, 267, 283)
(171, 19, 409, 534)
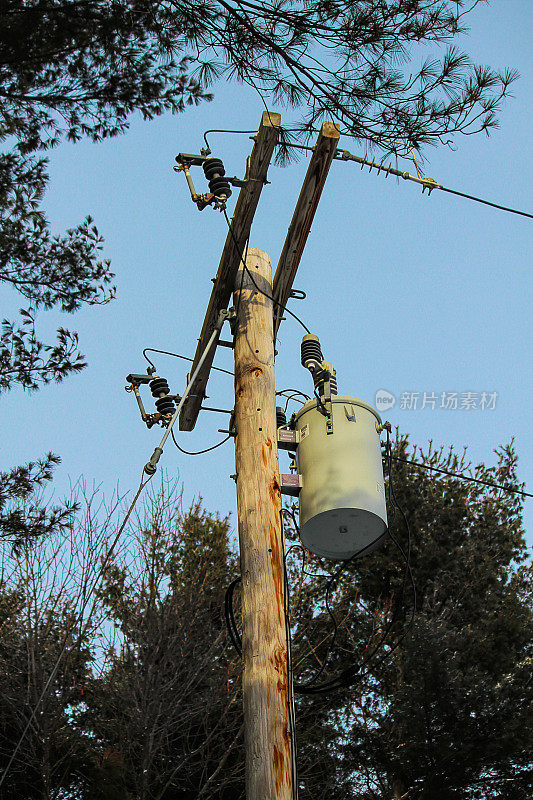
(233, 247, 293, 800)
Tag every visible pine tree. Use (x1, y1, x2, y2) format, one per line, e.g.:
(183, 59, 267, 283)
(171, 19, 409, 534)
(0, 0, 517, 388)
(286, 437, 532, 800)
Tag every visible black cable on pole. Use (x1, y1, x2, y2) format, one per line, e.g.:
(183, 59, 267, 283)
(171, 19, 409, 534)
(292, 531, 402, 695)
(277, 389, 310, 402)
(170, 428, 231, 456)
(143, 347, 234, 377)
(391, 455, 532, 499)
(203, 128, 257, 153)
(224, 577, 242, 656)
(337, 148, 533, 220)
(280, 511, 299, 800)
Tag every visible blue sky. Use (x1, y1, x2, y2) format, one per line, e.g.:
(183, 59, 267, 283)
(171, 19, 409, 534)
(2, 1, 531, 548)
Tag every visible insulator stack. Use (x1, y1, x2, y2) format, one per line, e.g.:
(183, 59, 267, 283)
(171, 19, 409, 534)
(276, 407, 287, 428)
(203, 157, 232, 201)
(150, 377, 175, 417)
(301, 334, 323, 373)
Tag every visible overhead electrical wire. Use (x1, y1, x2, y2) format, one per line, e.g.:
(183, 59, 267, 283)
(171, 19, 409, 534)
(391, 455, 532, 499)
(335, 148, 533, 220)
(143, 347, 233, 377)
(203, 128, 257, 153)
(276, 389, 310, 402)
(198, 125, 532, 220)
(279, 138, 532, 219)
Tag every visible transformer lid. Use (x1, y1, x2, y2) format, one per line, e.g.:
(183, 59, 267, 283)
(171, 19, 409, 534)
(294, 395, 382, 425)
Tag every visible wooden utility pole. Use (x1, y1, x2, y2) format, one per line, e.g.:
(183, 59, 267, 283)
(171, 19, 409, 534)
(175, 113, 340, 800)
(233, 247, 293, 800)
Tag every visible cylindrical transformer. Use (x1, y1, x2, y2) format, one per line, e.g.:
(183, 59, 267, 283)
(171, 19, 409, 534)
(294, 396, 387, 560)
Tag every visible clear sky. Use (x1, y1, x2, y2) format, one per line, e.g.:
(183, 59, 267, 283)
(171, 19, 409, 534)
(2, 1, 531, 548)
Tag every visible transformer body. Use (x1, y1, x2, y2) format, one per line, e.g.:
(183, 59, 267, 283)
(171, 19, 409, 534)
(294, 396, 387, 560)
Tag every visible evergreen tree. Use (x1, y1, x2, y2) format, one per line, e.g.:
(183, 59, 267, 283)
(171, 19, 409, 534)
(286, 437, 532, 800)
(0, 0, 517, 388)
(82, 490, 245, 799)
(0, 453, 76, 551)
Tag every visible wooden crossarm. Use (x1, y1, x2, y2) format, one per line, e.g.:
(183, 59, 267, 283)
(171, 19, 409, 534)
(272, 121, 340, 338)
(179, 111, 281, 431)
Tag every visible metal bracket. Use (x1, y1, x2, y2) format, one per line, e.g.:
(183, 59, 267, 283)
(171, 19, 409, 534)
(280, 474, 302, 497)
(175, 152, 206, 167)
(125, 373, 151, 386)
(322, 375, 334, 435)
(226, 306, 238, 336)
(289, 289, 306, 300)
(217, 307, 235, 327)
(218, 407, 237, 437)
(278, 429, 299, 450)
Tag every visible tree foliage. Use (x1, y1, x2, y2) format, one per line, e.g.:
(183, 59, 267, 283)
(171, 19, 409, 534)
(84, 494, 244, 800)
(0, 439, 530, 798)
(0, 452, 77, 552)
(0, 0, 518, 389)
(285, 436, 532, 799)
(0, 485, 108, 798)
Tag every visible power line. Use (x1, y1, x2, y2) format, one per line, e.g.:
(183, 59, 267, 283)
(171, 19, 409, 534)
(143, 347, 233, 377)
(392, 455, 532, 499)
(336, 148, 533, 220)
(196, 127, 532, 219)
(203, 128, 257, 153)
